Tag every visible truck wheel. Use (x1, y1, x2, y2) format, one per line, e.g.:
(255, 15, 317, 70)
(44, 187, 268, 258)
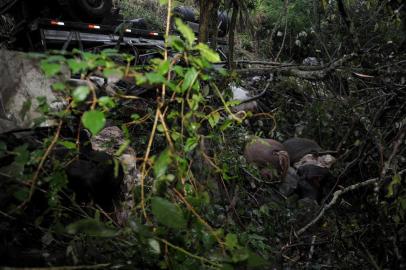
(64, 0, 112, 22)
(173, 6, 197, 22)
(217, 12, 229, 38)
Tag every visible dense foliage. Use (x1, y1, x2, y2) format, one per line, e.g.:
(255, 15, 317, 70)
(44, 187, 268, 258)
(1, 0, 405, 269)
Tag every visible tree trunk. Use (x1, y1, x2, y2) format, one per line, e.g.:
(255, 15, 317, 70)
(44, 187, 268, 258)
(209, 0, 220, 49)
(198, 0, 214, 43)
(228, 4, 238, 70)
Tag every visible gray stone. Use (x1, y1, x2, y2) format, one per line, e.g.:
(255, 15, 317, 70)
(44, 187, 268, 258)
(0, 50, 67, 133)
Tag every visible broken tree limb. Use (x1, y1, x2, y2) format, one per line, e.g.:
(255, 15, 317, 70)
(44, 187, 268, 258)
(296, 165, 405, 236)
(217, 60, 291, 66)
(236, 54, 355, 80)
(296, 127, 405, 236)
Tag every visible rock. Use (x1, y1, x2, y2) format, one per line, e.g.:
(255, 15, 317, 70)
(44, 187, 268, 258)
(90, 126, 139, 225)
(0, 50, 67, 133)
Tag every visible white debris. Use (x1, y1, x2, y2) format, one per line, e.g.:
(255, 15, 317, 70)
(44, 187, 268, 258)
(230, 84, 250, 101)
(293, 153, 336, 169)
(302, 57, 320, 66)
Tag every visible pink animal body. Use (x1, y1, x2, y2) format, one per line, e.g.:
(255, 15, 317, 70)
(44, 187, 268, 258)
(244, 138, 290, 180)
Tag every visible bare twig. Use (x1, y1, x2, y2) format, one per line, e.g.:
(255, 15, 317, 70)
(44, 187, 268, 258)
(139, 108, 159, 222)
(306, 235, 317, 269)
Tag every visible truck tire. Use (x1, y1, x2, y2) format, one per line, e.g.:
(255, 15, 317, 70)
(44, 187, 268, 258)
(217, 11, 229, 38)
(173, 6, 197, 22)
(62, 0, 112, 22)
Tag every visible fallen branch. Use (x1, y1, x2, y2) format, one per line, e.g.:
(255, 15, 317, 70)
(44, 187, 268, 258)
(217, 60, 289, 66)
(297, 117, 405, 236)
(236, 54, 355, 80)
(296, 168, 406, 236)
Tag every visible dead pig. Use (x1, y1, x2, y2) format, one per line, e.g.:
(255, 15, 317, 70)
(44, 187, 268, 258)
(283, 138, 336, 202)
(244, 137, 290, 180)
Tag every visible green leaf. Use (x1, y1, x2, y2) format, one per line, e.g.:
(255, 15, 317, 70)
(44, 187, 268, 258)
(115, 140, 130, 157)
(170, 131, 181, 142)
(36, 96, 49, 114)
(386, 174, 401, 198)
(47, 170, 68, 207)
(157, 124, 164, 133)
(225, 233, 239, 250)
(148, 239, 161, 254)
(81, 110, 106, 136)
(135, 74, 147, 85)
(231, 248, 249, 263)
(159, 0, 168, 4)
(67, 59, 87, 74)
(153, 148, 172, 178)
(208, 112, 220, 128)
(167, 110, 179, 120)
(128, 219, 154, 237)
(146, 72, 165, 84)
(173, 65, 185, 76)
(58, 140, 77, 150)
(52, 82, 66, 91)
(184, 137, 198, 152)
(194, 43, 221, 63)
(101, 48, 119, 55)
(151, 197, 186, 229)
(13, 188, 29, 202)
(103, 68, 123, 80)
(168, 35, 185, 51)
(187, 94, 203, 111)
(220, 119, 234, 131)
(72, 86, 90, 102)
(46, 55, 65, 62)
(157, 60, 170, 75)
(182, 67, 198, 92)
(131, 113, 140, 121)
(14, 144, 30, 164)
(98, 96, 116, 109)
(66, 219, 117, 237)
(175, 18, 195, 46)
(40, 61, 61, 77)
